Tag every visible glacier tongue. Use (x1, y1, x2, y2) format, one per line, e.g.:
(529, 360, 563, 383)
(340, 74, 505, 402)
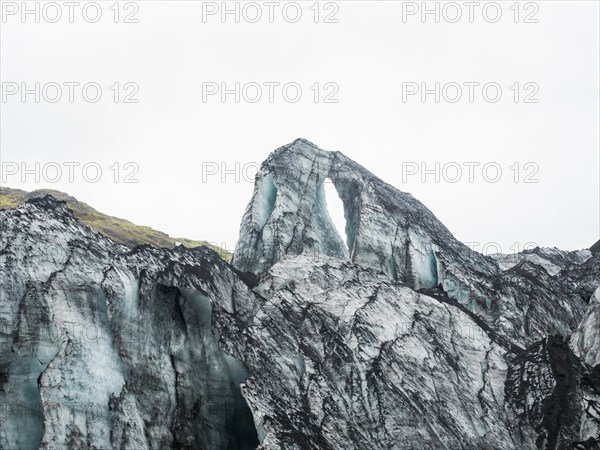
(1, 140, 599, 449)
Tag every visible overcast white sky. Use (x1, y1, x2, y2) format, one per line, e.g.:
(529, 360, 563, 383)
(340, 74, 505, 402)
(1, 1, 598, 253)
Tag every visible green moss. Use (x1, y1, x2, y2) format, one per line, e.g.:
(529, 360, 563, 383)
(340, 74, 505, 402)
(0, 188, 232, 262)
(0, 195, 20, 209)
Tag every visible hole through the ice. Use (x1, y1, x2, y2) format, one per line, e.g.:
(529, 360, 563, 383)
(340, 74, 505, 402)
(315, 178, 349, 258)
(323, 180, 347, 248)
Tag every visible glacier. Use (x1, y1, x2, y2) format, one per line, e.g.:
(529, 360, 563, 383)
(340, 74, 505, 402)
(1, 139, 599, 449)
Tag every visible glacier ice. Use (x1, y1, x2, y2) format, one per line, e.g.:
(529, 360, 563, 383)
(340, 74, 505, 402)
(2, 143, 599, 449)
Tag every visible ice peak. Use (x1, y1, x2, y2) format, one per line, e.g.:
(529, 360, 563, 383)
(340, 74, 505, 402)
(233, 141, 491, 300)
(289, 137, 320, 148)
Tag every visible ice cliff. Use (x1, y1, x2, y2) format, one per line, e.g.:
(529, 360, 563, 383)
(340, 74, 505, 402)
(1, 139, 599, 449)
